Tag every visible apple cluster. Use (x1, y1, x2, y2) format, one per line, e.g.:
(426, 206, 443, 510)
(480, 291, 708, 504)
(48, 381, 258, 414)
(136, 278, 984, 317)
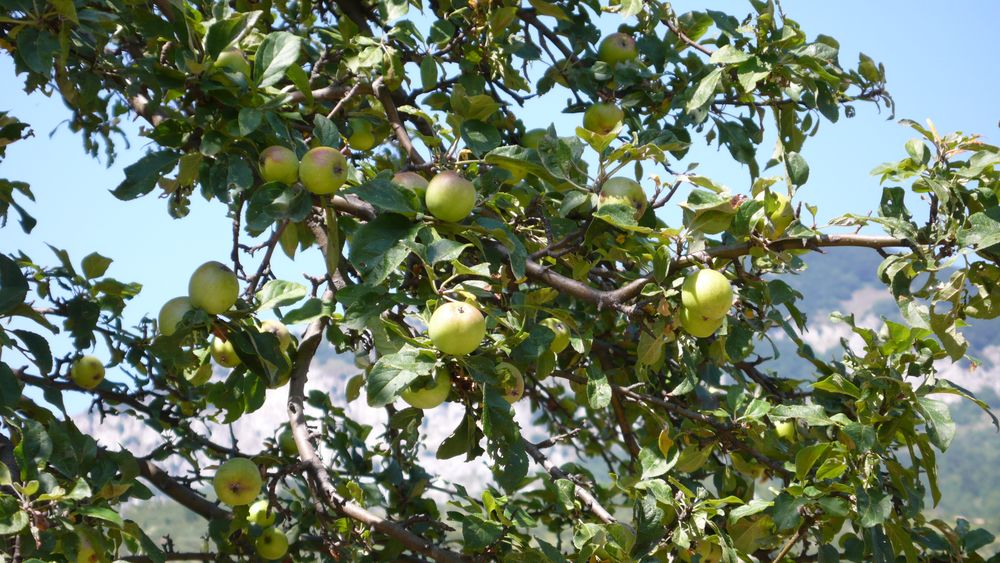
(211, 458, 290, 559)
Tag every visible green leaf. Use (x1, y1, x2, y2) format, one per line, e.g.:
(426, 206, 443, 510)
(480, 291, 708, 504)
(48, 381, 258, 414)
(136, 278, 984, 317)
(586, 365, 611, 409)
(12, 330, 52, 375)
(350, 214, 420, 285)
(366, 347, 434, 407)
(638, 447, 670, 479)
(111, 151, 180, 200)
(685, 67, 724, 113)
(794, 443, 829, 480)
(81, 252, 112, 279)
(238, 107, 263, 136)
(786, 152, 809, 186)
(812, 374, 861, 398)
(256, 279, 307, 310)
(461, 120, 502, 156)
(709, 45, 751, 65)
(959, 207, 1000, 250)
(420, 56, 438, 91)
(771, 492, 806, 531)
(342, 174, 417, 215)
(204, 11, 261, 58)
(770, 404, 833, 426)
(916, 397, 956, 451)
(0, 510, 28, 535)
(461, 514, 504, 551)
(0, 253, 28, 315)
(254, 31, 302, 88)
(856, 487, 891, 528)
(77, 506, 124, 528)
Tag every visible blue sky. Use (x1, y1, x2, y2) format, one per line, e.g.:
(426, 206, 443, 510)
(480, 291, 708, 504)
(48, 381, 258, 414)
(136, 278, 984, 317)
(2, 1, 998, 413)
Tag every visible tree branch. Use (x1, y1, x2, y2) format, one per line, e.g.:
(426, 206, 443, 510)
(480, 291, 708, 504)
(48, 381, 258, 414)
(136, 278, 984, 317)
(136, 458, 231, 521)
(373, 77, 427, 166)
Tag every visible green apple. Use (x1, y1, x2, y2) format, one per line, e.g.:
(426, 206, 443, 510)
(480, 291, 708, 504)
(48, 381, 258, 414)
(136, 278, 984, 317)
(248, 499, 276, 527)
(211, 337, 241, 368)
(265, 350, 292, 389)
(756, 191, 795, 239)
(425, 171, 476, 222)
(71, 355, 105, 390)
(582, 102, 623, 134)
(679, 306, 724, 338)
(212, 457, 262, 506)
(400, 366, 452, 409)
(540, 317, 570, 353)
(598, 176, 647, 220)
(597, 32, 638, 66)
(694, 540, 722, 563)
(347, 117, 379, 151)
(681, 269, 733, 320)
(428, 301, 486, 356)
(260, 319, 292, 350)
(299, 147, 348, 195)
(543, 58, 572, 87)
(259, 146, 299, 185)
(657, 428, 674, 457)
(392, 171, 429, 199)
(774, 419, 797, 441)
(277, 427, 298, 456)
(255, 527, 289, 560)
(496, 362, 524, 404)
(189, 261, 239, 315)
(521, 128, 546, 149)
(214, 47, 251, 77)
(77, 541, 98, 563)
(158, 296, 194, 336)
(185, 362, 213, 386)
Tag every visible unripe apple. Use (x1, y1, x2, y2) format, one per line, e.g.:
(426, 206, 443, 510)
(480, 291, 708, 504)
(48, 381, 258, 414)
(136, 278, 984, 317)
(299, 147, 348, 194)
(755, 191, 795, 239)
(774, 419, 797, 441)
(189, 261, 239, 315)
(266, 350, 292, 389)
(681, 269, 734, 320)
(248, 499, 276, 527)
(77, 541, 98, 563)
(582, 102, 623, 134)
(496, 362, 524, 404)
(347, 117, 379, 151)
(598, 176, 647, 220)
(277, 427, 298, 456)
(543, 58, 573, 87)
(679, 306, 724, 338)
(597, 33, 638, 66)
(425, 171, 476, 222)
(255, 527, 289, 560)
(185, 363, 213, 386)
(211, 337, 241, 368)
(259, 146, 299, 185)
(71, 356, 105, 390)
(214, 47, 251, 77)
(540, 317, 570, 353)
(158, 296, 194, 336)
(521, 128, 546, 149)
(212, 457, 262, 506)
(428, 301, 486, 356)
(259, 319, 292, 350)
(400, 366, 452, 409)
(694, 540, 723, 563)
(392, 171, 429, 199)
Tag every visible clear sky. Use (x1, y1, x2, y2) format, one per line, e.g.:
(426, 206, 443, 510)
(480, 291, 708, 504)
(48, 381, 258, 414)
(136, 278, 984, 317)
(2, 1, 998, 413)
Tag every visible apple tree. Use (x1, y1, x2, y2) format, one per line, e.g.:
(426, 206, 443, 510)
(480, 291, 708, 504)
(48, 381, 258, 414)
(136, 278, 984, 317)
(1, 0, 999, 561)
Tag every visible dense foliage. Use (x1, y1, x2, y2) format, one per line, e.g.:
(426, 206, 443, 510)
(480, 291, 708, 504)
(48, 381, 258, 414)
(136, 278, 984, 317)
(2, 0, 999, 561)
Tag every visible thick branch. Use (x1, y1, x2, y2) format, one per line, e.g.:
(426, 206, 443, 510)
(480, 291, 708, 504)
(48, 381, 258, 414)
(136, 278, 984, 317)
(373, 77, 427, 166)
(137, 458, 230, 521)
(287, 301, 467, 562)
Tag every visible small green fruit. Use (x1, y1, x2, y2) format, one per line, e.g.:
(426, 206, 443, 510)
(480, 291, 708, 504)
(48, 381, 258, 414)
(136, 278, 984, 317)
(583, 103, 623, 134)
(215, 47, 251, 77)
(189, 261, 239, 315)
(71, 356, 105, 390)
(496, 362, 524, 404)
(428, 301, 486, 356)
(521, 128, 546, 149)
(681, 269, 733, 320)
(211, 337, 241, 368)
(158, 296, 194, 336)
(255, 527, 289, 560)
(598, 176, 647, 219)
(540, 317, 570, 353)
(425, 171, 476, 222)
(260, 146, 299, 185)
(392, 171, 429, 199)
(260, 319, 292, 350)
(300, 147, 348, 194)
(679, 307, 724, 338)
(756, 192, 795, 239)
(213, 457, 262, 506)
(248, 499, 276, 527)
(774, 419, 797, 441)
(278, 428, 298, 456)
(347, 118, 379, 150)
(185, 363, 213, 386)
(401, 367, 452, 409)
(597, 33, 638, 66)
